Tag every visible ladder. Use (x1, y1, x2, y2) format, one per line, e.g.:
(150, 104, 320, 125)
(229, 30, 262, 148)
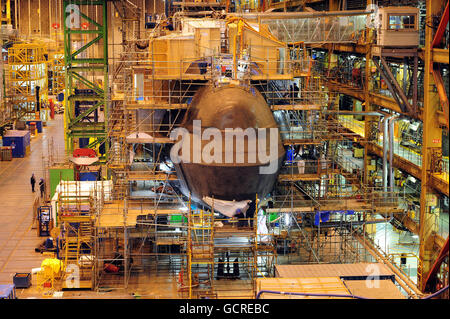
(64, 235, 80, 266)
(188, 208, 215, 299)
(60, 202, 94, 289)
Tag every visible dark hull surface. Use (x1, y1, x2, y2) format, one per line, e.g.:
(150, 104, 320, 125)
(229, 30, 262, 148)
(171, 84, 285, 203)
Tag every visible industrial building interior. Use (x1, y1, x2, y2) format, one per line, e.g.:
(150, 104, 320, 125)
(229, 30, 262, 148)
(0, 0, 448, 300)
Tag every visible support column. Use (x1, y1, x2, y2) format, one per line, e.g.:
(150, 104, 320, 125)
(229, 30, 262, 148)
(329, 0, 340, 11)
(418, 0, 444, 292)
(63, 0, 109, 159)
(363, 48, 373, 186)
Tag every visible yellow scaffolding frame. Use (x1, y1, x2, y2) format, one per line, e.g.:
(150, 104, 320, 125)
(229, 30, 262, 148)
(0, 0, 11, 25)
(187, 197, 215, 299)
(49, 52, 65, 96)
(7, 42, 48, 119)
(57, 182, 95, 289)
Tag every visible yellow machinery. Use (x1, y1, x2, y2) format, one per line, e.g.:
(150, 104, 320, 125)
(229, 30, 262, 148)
(35, 257, 63, 296)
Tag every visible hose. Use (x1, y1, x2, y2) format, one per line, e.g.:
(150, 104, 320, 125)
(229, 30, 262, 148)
(256, 290, 370, 299)
(422, 285, 449, 299)
(256, 285, 450, 300)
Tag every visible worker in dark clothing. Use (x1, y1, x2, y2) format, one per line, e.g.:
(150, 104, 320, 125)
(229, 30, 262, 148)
(233, 258, 240, 278)
(30, 174, 36, 192)
(292, 82, 299, 99)
(39, 178, 45, 198)
(235, 209, 246, 228)
(217, 257, 224, 278)
(246, 200, 256, 228)
(287, 85, 293, 99)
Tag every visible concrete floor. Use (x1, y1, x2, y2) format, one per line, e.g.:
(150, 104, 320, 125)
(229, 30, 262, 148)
(374, 220, 420, 284)
(0, 115, 64, 288)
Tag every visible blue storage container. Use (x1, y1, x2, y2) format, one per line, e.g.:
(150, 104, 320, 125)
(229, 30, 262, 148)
(26, 120, 43, 133)
(79, 172, 98, 181)
(0, 284, 16, 299)
(2, 130, 31, 158)
(13, 273, 31, 288)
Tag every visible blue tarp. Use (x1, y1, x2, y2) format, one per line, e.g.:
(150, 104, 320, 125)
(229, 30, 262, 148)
(79, 172, 98, 181)
(314, 210, 355, 226)
(0, 284, 15, 299)
(286, 148, 295, 164)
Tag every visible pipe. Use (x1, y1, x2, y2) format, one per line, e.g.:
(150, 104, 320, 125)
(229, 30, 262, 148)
(383, 116, 389, 192)
(322, 110, 386, 117)
(36, 86, 41, 113)
(256, 290, 370, 299)
(389, 117, 394, 190)
(256, 285, 449, 300)
(422, 285, 449, 299)
(372, 59, 406, 114)
(382, 115, 397, 192)
(228, 9, 373, 20)
(326, 110, 396, 191)
(388, 116, 399, 192)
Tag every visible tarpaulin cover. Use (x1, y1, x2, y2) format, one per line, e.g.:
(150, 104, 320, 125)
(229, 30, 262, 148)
(41, 258, 63, 275)
(314, 210, 355, 226)
(126, 132, 156, 143)
(0, 285, 15, 298)
(203, 197, 251, 218)
(258, 210, 270, 243)
(69, 156, 99, 165)
(79, 172, 98, 181)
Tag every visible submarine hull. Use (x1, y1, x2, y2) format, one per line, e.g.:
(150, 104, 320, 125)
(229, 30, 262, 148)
(171, 84, 285, 203)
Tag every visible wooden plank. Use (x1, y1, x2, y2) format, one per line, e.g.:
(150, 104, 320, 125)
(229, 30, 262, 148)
(172, 2, 225, 7)
(127, 172, 178, 181)
(266, 207, 315, 213)
(275, 263, 394, 278)
(278, 173, 321, 181)
(282, 139, 322, 145)
(271, 104, 321, 111)
(97, 207, 184, 228)
(257, 277, 350, 299)
(343, 279, 405, 299)
(126, 103, 188, 110)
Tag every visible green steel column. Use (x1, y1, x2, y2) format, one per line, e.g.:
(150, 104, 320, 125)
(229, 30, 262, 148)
(63, 0, 108, 159)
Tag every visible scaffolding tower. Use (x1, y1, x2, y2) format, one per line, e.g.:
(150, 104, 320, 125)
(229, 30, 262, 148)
(7, 42, 48, 120)
(93, 12, 417, 298)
